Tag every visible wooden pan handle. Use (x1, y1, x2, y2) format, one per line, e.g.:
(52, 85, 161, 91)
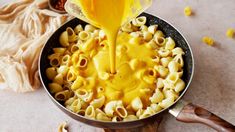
(176, 103, 235, 132)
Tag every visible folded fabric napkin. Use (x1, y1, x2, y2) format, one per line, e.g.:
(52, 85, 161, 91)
(0, 0, 71, 92)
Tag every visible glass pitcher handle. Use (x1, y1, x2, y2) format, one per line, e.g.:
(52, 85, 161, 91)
(65, 0, 101, 28)
(65, 1, 90, 24)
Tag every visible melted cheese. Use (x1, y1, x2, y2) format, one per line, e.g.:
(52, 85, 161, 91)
(76, 0, 143, 74)
(73, 0, 155, 106)
(72, 32, 157, 106)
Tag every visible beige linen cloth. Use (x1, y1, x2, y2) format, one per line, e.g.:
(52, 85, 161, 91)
(0, 0, 71, 92)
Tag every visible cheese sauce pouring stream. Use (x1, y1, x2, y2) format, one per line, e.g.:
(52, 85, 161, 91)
(65, 0, 152, 74)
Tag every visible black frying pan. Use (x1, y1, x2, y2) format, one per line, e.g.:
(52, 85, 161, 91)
(39, 13, 235, 131)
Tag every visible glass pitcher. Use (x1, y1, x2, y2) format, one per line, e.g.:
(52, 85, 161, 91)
(64, 0, 152, 28)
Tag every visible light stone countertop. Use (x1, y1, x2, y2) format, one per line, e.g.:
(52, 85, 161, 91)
(0, 0, 235, 132)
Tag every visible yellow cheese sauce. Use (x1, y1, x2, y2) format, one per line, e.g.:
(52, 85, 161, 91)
(72, 32, 157, 107)
(75, 0, 143, 74)
(70, 0, 154, 106)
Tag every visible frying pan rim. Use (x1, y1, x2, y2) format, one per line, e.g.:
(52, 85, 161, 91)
(38, 12, 195, 125)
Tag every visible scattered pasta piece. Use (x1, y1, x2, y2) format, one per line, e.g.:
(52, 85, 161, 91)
(226, 28, 235, 38)
(184, 6, 192, 16)
(58, 122, 68, 132)
(202, 36, 214, 46)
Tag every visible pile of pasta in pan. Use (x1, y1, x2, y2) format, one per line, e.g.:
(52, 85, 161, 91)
(46, 16, 186, 122)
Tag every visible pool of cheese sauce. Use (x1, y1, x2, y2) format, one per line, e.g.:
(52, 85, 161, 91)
(73, 0, 155, 107)
(73, 32, 157, 107)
